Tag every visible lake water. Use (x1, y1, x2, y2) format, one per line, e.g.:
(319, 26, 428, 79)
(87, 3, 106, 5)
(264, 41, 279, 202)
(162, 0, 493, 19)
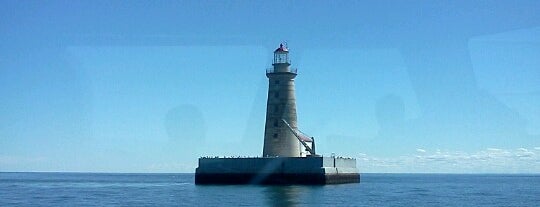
(1, 173, 538, 206)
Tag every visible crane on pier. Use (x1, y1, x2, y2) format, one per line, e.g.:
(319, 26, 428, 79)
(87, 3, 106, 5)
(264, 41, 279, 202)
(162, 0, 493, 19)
(281, 119, 318, 157)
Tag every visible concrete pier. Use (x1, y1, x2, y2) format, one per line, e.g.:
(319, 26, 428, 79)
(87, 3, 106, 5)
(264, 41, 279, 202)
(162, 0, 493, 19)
(195, 157, 360, 185)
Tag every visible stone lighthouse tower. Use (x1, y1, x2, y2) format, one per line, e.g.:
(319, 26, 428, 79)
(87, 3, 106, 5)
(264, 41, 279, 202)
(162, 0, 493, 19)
(262, 43, 301, 157)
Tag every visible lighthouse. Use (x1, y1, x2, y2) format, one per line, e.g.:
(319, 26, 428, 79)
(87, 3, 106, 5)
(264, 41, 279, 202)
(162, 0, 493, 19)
(195, 43, 360, 185)
(263, 43, 301, 157)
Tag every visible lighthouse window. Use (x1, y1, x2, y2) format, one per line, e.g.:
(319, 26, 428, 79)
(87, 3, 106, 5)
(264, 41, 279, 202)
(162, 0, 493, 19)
(274, 92, 279, 98)
(273, 133, 278, 138)
(274, 105, 279, 112)
(273, 120, 279, 127)
(275, 80, 280, 85)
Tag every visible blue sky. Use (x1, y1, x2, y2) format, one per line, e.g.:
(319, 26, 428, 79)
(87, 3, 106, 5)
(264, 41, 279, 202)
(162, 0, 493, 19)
(1, 1, 539, 173)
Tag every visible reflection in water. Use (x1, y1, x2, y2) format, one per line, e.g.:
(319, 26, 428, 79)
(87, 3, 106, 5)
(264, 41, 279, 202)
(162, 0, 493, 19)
(264, 186, 306, 207)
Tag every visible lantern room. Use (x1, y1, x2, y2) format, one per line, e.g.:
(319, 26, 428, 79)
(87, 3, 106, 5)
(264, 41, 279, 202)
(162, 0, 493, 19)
(273, 43, 290, 65)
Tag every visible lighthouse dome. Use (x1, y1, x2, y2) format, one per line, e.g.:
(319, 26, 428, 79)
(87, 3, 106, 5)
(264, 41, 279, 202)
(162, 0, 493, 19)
(274, 43, 289, 53)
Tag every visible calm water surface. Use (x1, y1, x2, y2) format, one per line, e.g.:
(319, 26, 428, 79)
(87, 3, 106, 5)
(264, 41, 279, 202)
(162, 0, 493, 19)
(1, 173, 538, 206)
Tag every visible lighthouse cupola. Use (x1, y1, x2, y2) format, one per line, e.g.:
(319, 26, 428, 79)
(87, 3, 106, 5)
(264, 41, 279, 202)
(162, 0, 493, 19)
(273, 43, 290, 65)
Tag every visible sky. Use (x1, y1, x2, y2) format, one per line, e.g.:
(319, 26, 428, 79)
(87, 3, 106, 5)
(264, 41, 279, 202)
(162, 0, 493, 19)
(0, 0, 539, 173)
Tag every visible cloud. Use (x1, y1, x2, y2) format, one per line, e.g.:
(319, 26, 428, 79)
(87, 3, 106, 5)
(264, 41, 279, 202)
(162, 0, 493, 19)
(357, 147, 540, 173)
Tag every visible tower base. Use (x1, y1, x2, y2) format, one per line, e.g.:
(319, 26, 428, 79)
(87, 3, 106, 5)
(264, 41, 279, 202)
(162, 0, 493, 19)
(195, 157, 360, 185)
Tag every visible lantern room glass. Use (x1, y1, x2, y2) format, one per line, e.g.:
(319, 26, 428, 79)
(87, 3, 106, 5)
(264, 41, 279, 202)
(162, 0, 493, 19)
(274, 52, 289, 64)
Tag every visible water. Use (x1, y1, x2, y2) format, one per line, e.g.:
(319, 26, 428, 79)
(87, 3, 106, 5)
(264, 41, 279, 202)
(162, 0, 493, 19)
(1, 173, 539, 206)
